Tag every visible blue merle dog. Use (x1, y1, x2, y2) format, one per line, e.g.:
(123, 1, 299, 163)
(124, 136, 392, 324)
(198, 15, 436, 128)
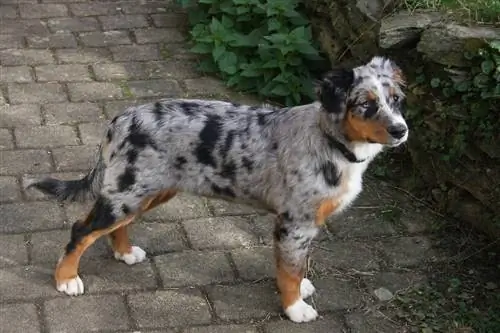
(27, 56, 408, 323)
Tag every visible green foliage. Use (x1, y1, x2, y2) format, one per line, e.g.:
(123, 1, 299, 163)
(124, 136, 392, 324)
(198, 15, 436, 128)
(406, 40, 500, 162)
(176, 0, 327, 106)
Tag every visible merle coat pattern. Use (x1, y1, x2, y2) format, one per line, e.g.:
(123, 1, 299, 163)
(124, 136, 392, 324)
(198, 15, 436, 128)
(27, 56, 409, 323)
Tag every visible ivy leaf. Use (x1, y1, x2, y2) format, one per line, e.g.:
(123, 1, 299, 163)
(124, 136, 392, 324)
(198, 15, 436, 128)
(190, 43, 212, 54)
(198, 60, 217, 73)
(271, 83, 290, 96)
(430, 78, 441, 88)
(473, 73, 489, 88)
(218, 52, 238, 74)
(481, 60, 495, 74)
(212, 44, 226, 62)
(489, 40, 500, 52)
(236, 6, 249, 14)
(268, 18, 281, 31)
(454, 81, 470, 92)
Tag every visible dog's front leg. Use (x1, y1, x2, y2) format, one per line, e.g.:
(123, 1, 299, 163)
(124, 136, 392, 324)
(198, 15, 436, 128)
(274, 216, 319, 323)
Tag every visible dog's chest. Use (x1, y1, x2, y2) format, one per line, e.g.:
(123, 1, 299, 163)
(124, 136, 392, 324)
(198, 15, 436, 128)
(331, 162, 366, 214)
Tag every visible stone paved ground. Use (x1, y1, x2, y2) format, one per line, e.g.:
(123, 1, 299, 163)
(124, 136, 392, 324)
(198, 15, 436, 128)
(0, 1, 444, 332)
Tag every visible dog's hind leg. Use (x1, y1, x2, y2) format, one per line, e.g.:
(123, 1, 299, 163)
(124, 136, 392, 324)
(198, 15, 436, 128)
(55, 195, 138, 296)
(109, 190, 177, 265)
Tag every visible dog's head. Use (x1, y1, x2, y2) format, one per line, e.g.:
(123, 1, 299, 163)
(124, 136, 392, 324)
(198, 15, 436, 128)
(316, 56, 408, 147)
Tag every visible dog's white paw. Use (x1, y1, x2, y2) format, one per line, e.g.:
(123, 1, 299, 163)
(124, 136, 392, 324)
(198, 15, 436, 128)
(114, 246, 146, 265)
(57, 276, 84, 296)
(300, 278, 316, 299)
(285, 299, 318, 323)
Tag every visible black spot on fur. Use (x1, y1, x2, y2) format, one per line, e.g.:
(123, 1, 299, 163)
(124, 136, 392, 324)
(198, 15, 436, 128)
(180, 101, 200, 116)
(321, 161, 341, 187)
(174, 156, 187, 169)
(280, 211, 292, 221)
(195, 115, 222, 168)
(317, 68, 354, 114)
(241, 157, 253, 172)
(128, 116, 157, 149)
(241, 143, 247, 150)
(249, 106, 260, 111)
(271, 142, 278, 150)
(106, 129, 113, 142)
(257, 113, 266, 126)
(221, 130, 235, 160)
(274, 224, 288, 242)
(325, 134, 365, 163)
(117, 166, 135, 192)
(211, 183, 235, 198)
(220, 160, 236, 181)
(153, 102, 164, 123)
(122, 204, 131, 215)
(126, 149, 138, 164)
(363, 99, 378, 118)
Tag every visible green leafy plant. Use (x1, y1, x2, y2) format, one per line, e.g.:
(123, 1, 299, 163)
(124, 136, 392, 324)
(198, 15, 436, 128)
(406, 40, 500, 162)
(176, 0, 327, 106)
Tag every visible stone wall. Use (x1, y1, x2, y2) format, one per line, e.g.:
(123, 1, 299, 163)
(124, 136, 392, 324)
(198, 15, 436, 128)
(304, 2, 500, 237)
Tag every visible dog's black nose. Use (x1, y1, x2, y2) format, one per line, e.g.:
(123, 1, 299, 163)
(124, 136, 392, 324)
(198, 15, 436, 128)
(387, 124, 407, 139)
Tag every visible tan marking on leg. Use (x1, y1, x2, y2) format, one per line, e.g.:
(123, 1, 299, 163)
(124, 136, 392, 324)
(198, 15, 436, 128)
(55, 214, 136, 286)
(315, 199, 339, 226)
(274, 244, 304, 310)
(108, 190, 177, 255)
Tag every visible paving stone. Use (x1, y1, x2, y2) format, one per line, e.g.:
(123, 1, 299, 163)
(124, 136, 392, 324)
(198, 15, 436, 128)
(142, 193, 210, 222)
(346, 312, 403, 333)
(151, 13, 188, 28)
(379, 236, 435, 267)
(309, 277, 365, 311)
(0, 19, 49, 36)
(363, 271, 427, 296)
(0, 234, 28, 267)
(311, 240, 382, 272)
(128, 221, 188, 254)
(134, 28, 186, 44)
(126, 79, 182, 98)
(128, 290, 212, 328)
(78, 122, 107, 145)
(79, 30, 132, 47)
(35, 64, 92, 82)
(15, 125, 79, 148)
(52, 145, 98, 171)
(45, 295, 130, 332)
(184, 216, 260, 250)
(0, 35, 24, 49)
(44, 102, 104, 125)
(0, 49, 54, 66)
(0, 265, 61, 300)
(47, 17, 99, 32)
(183, 325, 259, 333)
(0, 303, 40, 333)
(207, 282, 279, 320)
(20, 3, 68, 18)
(27, 33, 78, 49)
(231, 247, 274, 280)
(30, 229, 107, 264)
(0, 149, 52, 174)
(121, 1, 172, 14)
(0, 129, 13, 149)
(68, 82, 123, 101)
(208, 198, 262, 216)
(249, 214, 275, 245)
(0, 104, 42, 127)
(69, 2, 122, 16)
(0, 5, 18, 19)
(8, 83, 67, 104)
(0, 176, 22, 202)
(155, 251, 234, 287)
(0, 202, 65, 233)
(327, 208, 397, 238)
(111, 44, 161, 61)
(184, 77, 232, 97)
(264, 317, 346, 333)
(0, 66, 33, 83)
(99, 14, 149, 30)
(0, 0, 37, 3)
(56, 47, 112, 64)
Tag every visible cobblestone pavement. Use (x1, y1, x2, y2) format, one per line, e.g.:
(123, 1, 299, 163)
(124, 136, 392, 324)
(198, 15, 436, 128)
(0, 1, 443, 332)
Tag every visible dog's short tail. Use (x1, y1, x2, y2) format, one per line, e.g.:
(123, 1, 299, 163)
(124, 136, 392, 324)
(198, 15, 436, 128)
(25, 147, 105, 202)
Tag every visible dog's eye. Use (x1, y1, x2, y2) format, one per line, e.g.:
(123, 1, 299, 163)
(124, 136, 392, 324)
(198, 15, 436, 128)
(361, 101, 370, 108)
(393, 95, 399, 102)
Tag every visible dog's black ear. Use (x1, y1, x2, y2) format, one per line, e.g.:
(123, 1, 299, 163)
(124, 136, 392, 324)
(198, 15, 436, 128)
(315, 68, 354, 114)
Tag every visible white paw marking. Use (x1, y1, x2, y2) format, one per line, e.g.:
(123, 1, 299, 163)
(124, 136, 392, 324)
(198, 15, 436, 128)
(300, 278, 316, 299)
(56, 276, 84, 296)
(285, 299, 319, 323)
(114, 245, 146, 265)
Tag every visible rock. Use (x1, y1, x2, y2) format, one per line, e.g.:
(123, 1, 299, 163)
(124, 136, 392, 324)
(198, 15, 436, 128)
(379, 10, 443, 49)
(374, 287, 394, 301)
(417, 24, 500, 67)
(304, 0, 398, 65)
